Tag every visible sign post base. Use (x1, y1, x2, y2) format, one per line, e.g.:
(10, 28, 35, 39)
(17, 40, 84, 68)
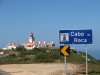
(64, 56, 67, 75)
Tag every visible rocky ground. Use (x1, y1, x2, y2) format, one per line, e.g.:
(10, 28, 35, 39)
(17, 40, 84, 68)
(0, 63, 85, 75)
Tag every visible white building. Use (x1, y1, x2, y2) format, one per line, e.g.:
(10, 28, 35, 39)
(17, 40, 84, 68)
(0, 52, 3, 54)
(23, 32, 54, 50)
(3, 43, 19, 50)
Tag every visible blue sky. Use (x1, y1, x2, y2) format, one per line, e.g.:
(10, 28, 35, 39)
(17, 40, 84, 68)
(0, 0, 100, 59)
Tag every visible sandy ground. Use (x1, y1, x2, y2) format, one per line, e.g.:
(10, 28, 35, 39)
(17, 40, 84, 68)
(0, 63, 85, 75)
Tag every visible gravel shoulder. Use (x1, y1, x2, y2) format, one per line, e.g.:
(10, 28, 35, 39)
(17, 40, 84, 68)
(0, 63, 85, 75)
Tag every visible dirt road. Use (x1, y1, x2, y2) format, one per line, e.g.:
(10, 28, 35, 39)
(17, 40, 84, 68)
(0, 63, 84, 75)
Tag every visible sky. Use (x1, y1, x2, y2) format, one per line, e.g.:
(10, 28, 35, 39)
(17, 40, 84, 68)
(0, 0, 100, 59)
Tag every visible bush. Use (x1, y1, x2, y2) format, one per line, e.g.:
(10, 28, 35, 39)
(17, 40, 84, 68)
(7, 54, 16, 58)
(34, 52, 61, 63)
(34, 53, 53, 63)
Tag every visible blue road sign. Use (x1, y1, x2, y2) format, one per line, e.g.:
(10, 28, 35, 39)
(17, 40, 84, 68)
(59, 30, 92, 44)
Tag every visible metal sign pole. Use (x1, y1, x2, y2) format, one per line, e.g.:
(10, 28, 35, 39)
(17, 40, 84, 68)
(59, 30, 92, 75)
(85, 44, 88, 75)
(64, 56, 67, 75)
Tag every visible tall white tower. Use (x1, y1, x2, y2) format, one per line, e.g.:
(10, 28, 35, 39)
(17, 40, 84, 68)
(29, 32, 34, 43)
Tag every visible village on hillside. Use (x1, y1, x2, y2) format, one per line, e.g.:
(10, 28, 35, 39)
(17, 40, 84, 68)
(0, 32, 55, 55)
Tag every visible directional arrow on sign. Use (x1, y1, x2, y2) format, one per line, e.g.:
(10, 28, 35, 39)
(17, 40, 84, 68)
(61, 46, 69, 56)
(60, 46, 70, 56)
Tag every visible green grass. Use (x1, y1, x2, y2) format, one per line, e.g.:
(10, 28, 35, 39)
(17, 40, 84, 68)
(88, 63, 100, 75)
(0, 54, 8, 57)
(0, 47, 100, 74)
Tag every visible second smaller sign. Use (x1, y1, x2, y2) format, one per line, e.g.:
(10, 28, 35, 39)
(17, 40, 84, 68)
(60, 45, 70, 56)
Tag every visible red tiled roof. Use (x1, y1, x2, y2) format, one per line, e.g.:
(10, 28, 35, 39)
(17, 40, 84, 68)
(24, 41, 53, 45)
(40, 42, 44, 44)
(35, 42, 39, 44)
(7, 43, 19, 46)
(25, 42, 34, 44)
(45, 42, 52, 45)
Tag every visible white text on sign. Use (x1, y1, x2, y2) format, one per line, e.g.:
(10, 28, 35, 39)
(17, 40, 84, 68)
(70, 32, 87, 43)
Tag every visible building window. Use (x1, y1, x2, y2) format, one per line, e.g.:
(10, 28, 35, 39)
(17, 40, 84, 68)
(28, 45, 32, 47)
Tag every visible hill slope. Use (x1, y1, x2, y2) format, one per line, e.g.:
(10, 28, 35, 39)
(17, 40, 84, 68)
(0, 47, 100, 74)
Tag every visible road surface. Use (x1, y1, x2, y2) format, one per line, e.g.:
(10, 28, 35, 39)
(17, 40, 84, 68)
(0, 63, 85, 75)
